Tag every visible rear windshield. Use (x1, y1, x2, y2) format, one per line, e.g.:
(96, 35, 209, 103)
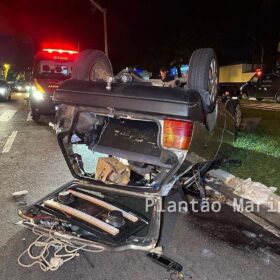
(58, 110, 176, 188)
(33, 60, 73, 80)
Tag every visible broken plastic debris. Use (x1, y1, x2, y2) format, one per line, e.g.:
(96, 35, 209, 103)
(201, 248, 214, 258)
(241, 230, 257, 239)
(233, 178, 276, 205)
(12, 190, 28, 202)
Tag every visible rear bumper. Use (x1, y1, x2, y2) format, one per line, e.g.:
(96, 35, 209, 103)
(54, 79, 205, 122)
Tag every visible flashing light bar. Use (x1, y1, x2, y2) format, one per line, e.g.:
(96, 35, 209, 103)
(42, 48, 78, 54)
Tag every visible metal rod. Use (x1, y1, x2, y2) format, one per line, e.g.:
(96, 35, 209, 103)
(103, 9, 108, 56)
(89, 0, 105, 13)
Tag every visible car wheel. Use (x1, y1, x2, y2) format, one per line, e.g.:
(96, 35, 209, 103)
(72, 49, 113, 81)
(241, 92, 248, 100)
(256, 98, 263, 101)
(188, 48, 218, 113)
(234, 103, 242, 128)
(31, 110, 40, 121)
(226, 100, 242, 128)
(276, 94, 280, 103)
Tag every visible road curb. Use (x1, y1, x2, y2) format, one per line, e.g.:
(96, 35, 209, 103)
(208, 169, 280, 237)
(209, 169, 280, 212)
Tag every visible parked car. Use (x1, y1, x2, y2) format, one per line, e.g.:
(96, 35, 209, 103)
(240, 70, 280, 103)
(18, 48, 237, 270)
(13, 80, 31, 92)
(0, 80, 12, 101)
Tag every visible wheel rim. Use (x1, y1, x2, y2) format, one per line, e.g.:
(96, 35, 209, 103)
(242, 93, 248, 99)
(235, 104, 242, 128)
(90, 61, 111, 81)
(208, 58, 218, 104)
(277, 95, 280, 103)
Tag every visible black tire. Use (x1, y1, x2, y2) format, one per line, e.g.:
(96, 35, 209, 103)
(188, 48, 218, 113)
(256, 98, 263, 101)
(72, 49, 113, 81)
(31, 110, 40, 121)
(276, 94, 280, 103)
(241, 92, 248, 100)
(226, 100, 242, 128)
(8, 90, 12, 101)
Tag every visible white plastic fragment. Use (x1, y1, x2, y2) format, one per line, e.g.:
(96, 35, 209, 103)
(201, 248, 214, 258)
(241, 230, 257, 239)
(12, 190, 28, 198)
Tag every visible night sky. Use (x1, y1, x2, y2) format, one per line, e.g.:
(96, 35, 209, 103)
(0, 0, 279, 72)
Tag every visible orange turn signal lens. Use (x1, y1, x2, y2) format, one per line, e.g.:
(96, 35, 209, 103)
(163, 119, 193, 150)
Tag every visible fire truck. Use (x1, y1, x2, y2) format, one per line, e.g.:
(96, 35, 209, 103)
(30, 47, 78, 120)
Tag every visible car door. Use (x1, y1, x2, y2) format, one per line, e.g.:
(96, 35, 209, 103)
(257, 74, 275, 99)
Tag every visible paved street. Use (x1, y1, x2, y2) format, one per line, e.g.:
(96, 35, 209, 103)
(240, 99, 280, 111)
(0, 94, 280, 280)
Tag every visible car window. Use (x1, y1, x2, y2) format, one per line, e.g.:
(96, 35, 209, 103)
(33, 60, 73, 80)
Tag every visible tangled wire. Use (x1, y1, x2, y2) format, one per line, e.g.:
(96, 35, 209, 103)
(18, 223, 104, 272)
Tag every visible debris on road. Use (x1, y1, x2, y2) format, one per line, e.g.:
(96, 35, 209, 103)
(17, 223, 104, 272)
(147, 252, 183, 273)
(233, 178, 277, 207)
(201, 248, 214, 258)
(241, 230, 257, 239)
(12, 190, 28, 202)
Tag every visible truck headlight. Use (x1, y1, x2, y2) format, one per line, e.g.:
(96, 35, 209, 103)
(33, 90, 44, 101)
(0, 87, 6, 95)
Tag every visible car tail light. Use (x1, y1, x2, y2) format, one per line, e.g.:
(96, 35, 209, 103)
(163, 119, 193, 150)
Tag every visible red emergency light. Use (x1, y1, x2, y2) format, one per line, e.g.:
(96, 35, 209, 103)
(42, 48, 78, 55)
(35, 47, 78, 62)
(256, 68, 262, 76)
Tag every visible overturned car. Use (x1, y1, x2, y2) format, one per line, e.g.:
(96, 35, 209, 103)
(18, 48, 237, 270)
